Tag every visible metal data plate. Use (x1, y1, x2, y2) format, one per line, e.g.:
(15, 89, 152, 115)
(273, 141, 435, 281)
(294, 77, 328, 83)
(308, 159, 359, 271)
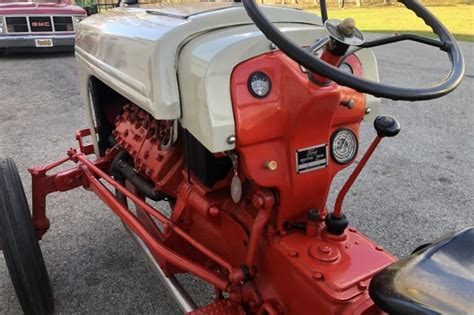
(296, 144, 328, 174)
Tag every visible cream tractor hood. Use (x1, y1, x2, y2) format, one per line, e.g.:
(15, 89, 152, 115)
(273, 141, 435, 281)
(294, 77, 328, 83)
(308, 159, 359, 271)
(75, 2, 380, 153)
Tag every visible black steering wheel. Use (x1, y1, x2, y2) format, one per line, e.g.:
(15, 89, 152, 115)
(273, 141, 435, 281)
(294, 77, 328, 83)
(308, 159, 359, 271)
(242, 0, 464, 101)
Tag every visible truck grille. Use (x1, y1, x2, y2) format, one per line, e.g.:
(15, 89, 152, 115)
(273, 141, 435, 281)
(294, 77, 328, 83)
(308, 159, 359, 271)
(4, 16, 75, 33)
(53, 16, 73, 32)
(5, 17, 28, 33)
(29, 16, 53, 32)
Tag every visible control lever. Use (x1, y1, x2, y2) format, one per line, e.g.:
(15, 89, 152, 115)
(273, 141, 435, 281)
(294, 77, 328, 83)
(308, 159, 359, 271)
(326, 115, 401, 235)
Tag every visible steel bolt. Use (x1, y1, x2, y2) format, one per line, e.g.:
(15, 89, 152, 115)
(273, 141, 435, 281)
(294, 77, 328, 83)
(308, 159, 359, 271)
(145, 168, 152, 176)
(319, 245, 331, 254)
(358, 281, 368, 290)
(312, 272, 323, 281)
(208, 206, 220, 217)
(226, 135, 237, 144)
(288, 250, 298, 257)
(264, 160, 278, 171)
(253, 195, 265, 209)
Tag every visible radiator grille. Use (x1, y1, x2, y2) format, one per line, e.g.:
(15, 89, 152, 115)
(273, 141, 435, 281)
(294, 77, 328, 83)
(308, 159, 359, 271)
(5, 16, 76, 33)
(53, 16, 74, 32)
(29, 16, 53, 32)
(5, 17, 28, 33)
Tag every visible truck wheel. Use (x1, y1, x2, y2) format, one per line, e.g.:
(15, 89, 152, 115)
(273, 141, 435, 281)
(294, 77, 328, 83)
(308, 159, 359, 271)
(0, 158, 54, 315)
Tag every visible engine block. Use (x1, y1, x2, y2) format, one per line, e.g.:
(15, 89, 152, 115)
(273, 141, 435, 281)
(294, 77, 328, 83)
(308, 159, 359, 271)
(113, 104, 184, 197)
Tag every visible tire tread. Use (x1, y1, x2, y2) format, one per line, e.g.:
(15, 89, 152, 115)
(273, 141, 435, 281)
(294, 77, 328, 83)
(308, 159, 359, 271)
(0, 158, 54, 315)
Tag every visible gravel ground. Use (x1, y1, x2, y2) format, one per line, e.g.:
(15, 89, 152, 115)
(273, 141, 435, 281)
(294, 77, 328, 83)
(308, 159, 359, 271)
(0, 38, 473, 314)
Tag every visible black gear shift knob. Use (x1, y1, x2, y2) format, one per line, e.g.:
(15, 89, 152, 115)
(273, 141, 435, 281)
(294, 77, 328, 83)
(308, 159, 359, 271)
(374, 115, 401, 138)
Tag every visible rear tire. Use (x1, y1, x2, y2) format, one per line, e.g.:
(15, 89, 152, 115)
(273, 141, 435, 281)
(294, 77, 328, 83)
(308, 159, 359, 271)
(0, 158, 54, 315)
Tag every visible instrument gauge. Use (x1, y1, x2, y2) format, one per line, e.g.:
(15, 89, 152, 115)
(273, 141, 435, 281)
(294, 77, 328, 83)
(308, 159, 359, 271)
(248, 72, 271, 98)
(331, 129, 358, 164)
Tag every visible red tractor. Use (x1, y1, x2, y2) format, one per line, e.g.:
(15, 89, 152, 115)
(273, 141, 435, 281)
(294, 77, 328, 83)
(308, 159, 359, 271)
(0, 0, 472, 314)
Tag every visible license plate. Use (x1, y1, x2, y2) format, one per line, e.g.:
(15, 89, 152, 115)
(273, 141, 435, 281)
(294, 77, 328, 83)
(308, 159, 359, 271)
(35, 39, 53, 47)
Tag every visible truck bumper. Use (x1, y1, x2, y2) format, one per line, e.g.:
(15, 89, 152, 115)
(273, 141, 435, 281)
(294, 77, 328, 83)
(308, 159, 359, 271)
(0, 34, 75, 52)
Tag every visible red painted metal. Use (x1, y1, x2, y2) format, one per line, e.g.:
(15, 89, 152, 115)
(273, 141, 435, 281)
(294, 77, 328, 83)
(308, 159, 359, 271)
(334, 136, 383, 218)
(245, 190, 274, 270)
(28, 51, 398, 313)
(187, 300, 245, 315)
(231, 51, 366, 228)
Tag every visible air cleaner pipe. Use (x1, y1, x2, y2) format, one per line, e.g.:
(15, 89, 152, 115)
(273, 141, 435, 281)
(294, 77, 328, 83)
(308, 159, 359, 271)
(110, 150, 166, 201)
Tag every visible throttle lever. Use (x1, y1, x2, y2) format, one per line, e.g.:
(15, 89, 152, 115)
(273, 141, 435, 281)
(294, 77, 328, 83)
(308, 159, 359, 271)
(326, 115, 401, 235)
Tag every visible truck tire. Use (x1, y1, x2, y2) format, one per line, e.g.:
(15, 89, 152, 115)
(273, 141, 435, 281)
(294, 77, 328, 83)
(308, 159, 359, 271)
(0, 158, 54, 315)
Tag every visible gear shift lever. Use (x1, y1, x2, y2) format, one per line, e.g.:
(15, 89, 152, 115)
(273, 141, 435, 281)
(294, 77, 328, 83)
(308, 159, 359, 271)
(326, 115, 401, 235)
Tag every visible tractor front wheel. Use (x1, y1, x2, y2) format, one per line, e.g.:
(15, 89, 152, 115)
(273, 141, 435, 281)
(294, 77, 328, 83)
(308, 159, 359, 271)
(0, 158, 54, 315)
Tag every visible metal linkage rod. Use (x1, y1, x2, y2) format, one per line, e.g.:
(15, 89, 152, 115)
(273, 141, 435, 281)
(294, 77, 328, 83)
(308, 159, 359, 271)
(79, 162, 229, 290)
(72, 150, 235, 276)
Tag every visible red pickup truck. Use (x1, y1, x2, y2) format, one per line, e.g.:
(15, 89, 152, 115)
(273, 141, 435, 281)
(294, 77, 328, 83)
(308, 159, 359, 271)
(0, 0, 86, 53)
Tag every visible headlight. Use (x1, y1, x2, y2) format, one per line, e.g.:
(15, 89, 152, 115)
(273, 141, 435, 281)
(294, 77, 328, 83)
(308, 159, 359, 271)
(248, 72, 272, 98)
(331, 128, 358, 164)
(73, 16, 86, 24)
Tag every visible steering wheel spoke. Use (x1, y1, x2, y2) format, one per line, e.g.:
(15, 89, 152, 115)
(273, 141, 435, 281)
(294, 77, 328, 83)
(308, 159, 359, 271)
(362, 34, 449, 51)
(306, 37, 330, 55)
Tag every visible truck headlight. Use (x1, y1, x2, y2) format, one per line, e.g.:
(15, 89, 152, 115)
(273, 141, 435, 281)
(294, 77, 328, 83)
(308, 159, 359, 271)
(73, 16, 86, 24)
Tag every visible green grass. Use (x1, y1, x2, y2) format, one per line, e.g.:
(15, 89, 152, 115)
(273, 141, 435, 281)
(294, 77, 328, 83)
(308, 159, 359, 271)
(308, 4, 474, 42)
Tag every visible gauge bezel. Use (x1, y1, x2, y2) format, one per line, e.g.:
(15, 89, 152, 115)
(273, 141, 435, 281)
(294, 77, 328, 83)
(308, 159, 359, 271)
(330, 128, 358, 165)
(248, 71, 272, 98)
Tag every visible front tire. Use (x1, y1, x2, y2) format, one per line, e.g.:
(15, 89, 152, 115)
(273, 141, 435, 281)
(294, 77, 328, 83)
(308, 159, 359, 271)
(0, 158, 54, 315)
